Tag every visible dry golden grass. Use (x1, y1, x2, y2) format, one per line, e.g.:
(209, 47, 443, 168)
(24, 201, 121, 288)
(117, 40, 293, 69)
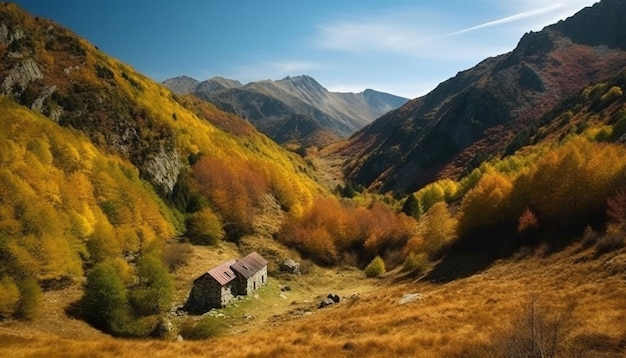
(1, 242, 625, 357)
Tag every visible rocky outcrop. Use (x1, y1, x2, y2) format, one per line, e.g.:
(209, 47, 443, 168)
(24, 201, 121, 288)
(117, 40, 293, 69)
(0, 23, 25, 45)
(1, 58, 43, 95)
(142, 146, 183, 194)
(30, 85, 56, 112)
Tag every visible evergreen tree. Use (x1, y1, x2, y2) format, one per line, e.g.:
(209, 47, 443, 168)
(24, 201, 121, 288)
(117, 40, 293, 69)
(401, 194, 421, 218)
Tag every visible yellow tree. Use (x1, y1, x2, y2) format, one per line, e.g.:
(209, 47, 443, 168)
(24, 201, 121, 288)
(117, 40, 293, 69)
(457, 171, 513, 236)
(421, 202, 456, 258)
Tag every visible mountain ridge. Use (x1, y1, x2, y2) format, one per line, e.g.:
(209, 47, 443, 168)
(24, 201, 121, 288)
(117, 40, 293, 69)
(337, 0, 626, 194)
(164, 74, 408, 147)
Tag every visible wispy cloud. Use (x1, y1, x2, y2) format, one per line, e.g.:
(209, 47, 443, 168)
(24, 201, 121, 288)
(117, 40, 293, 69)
(314, 1, 596, 61)
(442, 3, 562, 37)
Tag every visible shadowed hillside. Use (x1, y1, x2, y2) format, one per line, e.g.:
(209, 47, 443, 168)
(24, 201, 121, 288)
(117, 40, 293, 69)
(338, 0, 626, 194)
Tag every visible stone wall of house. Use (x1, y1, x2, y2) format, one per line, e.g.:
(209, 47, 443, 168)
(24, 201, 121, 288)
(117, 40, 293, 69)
(185, 276, 234, 313)
(234, 266, 268, 295)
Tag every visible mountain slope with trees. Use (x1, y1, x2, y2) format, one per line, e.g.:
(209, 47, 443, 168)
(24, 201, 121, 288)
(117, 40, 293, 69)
(337, 0, 626, 194)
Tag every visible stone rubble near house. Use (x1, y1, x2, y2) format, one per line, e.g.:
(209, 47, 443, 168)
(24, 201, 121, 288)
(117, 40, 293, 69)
(318, 293, 341, 309)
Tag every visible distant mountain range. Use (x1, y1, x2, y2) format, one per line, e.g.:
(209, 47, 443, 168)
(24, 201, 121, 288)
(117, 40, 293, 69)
(164, 75, 408, 147)
(338, 0, 626, 194)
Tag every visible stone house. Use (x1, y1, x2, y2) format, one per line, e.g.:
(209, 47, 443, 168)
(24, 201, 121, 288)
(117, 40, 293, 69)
(185, 252, 267, 313)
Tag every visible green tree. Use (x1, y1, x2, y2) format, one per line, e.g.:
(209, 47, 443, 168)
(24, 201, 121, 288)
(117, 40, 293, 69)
(130, 254, 174, 316)
(16, 276, 42, 320)
(418, 183, 445, 212)
(82, 262, 129, 331)
(0, 276, 20, 318)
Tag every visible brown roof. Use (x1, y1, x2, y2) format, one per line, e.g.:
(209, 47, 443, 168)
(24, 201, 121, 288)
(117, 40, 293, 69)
(200, 259, 237, 286)
(231, 252, 267, 279)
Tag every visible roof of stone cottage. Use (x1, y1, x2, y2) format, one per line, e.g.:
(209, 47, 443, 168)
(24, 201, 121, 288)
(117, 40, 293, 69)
(230, 252, 267, 279)
(196, 259, 237, 286)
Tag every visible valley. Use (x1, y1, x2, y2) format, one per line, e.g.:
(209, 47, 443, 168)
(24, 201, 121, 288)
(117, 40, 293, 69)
(1, 1, 626, 357)
(0, 239, 624, 357)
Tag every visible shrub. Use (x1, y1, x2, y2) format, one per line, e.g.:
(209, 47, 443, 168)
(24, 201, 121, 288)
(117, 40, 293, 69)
(594, 234, 625, 257)
(180, 316, 224, 340)
(606, 189, 626, 229)
(581, 225, 599, 249)
(130, 254, 175, 316)
(364, 256, 385, 278)
(162, 241, 193, 272)
(401, 252, 429, 276)
(494, 297, 576, 358)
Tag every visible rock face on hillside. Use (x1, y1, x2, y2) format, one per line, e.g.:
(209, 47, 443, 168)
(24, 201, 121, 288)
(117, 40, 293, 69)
(0, 4, 182, 194)
(164, 75, 408, 147)
(339, 0, 626, 194)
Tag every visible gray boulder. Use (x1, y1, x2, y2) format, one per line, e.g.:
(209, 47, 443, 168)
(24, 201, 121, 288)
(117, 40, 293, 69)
(318, 298, 335, 309)
(280, 259, 301, 275)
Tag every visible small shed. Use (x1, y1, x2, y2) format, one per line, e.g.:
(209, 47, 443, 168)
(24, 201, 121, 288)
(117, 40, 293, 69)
(185, 252, 268, 314)
(185, 259, 236, 313)
(231, 252, 268, 295)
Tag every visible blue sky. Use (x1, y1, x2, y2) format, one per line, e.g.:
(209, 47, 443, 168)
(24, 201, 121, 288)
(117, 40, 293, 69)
(13, 0, 598, 98)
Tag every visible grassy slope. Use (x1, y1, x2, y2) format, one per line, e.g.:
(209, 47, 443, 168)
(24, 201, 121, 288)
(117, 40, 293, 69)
(0, 240, 624, 357)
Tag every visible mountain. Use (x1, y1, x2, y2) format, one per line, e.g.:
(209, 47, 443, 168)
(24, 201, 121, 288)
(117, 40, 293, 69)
(164, 75, 408, 147)
(161, 75, 199, 94)
(337, 0, 626, 194)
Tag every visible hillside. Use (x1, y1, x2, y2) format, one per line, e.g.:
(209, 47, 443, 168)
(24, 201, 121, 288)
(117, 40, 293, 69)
(337, 0, 626, 194)
(0, 2, 332, 335)
(164, 75, 408, 147)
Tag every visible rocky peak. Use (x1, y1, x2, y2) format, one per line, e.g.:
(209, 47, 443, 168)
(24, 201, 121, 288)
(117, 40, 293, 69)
(162, 76, 199, 95)
(551, 0, 626, 49)
(196, 76, 242, 93)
